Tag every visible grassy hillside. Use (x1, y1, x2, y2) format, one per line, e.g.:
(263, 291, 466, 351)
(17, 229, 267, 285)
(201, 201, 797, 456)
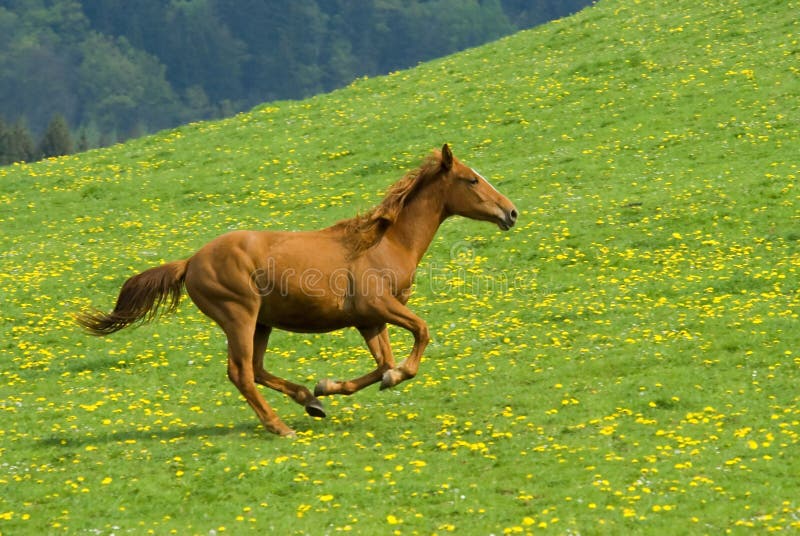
(2, 0, 798, 533)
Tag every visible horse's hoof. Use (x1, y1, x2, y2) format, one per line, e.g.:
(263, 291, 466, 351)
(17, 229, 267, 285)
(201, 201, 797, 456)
(269, 423, 295, 437)
(314, 378, 337, 397)
(305, 397, 326, 418)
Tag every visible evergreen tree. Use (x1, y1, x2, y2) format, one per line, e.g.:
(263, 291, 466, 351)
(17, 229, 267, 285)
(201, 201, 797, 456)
(76, 129, 89, 153)
(5, 119, 35, 164)
(38, 113, 74, 158)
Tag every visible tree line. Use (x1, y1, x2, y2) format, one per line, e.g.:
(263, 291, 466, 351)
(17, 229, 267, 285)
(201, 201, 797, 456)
(0, 114, 81, 166)
(0, 0, 591, 165)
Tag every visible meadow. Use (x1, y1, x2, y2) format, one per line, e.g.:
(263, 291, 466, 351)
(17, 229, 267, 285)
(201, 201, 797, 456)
(1, 0, 798, 533)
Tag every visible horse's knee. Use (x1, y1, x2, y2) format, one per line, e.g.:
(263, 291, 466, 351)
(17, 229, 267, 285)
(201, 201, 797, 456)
(227, 362, 248, 389)
(418, 324, 430, 345)
(226, 360, 238, 381)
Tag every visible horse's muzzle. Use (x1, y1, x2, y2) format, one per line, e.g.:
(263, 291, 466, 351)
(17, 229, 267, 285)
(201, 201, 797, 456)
(498, 208, 518, 231)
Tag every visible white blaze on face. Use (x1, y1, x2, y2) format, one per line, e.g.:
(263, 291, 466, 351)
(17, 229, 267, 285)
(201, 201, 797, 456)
(471, 168, 500, 193)
(471, 166, 511, 228)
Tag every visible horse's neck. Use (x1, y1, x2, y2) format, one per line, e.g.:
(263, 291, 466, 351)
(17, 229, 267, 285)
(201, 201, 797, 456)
(384, 183, 447, 265)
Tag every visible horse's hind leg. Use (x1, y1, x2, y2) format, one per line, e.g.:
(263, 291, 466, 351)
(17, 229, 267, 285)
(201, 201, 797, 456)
(252, 324, 326, 418)
(315, 325, 395, 396)
(225, 322, 294, 437)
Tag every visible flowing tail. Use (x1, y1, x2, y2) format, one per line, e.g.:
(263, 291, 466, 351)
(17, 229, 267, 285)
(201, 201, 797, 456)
(77, 260, 188, 335)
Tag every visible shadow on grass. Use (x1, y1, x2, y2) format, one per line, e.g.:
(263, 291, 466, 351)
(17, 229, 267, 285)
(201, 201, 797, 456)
(37, 421, 268, 448)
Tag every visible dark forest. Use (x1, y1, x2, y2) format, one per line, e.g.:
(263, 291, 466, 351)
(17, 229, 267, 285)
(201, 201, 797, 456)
(0, 0, 591, 164)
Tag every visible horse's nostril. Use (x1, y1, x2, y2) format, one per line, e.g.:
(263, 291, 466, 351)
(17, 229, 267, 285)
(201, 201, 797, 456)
(510, 209, 518, 222)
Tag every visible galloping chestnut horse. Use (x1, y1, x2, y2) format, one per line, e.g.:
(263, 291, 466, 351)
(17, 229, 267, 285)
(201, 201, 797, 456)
(78, 144, 517, 436)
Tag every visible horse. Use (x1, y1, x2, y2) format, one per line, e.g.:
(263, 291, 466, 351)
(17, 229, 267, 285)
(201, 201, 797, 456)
(78, 144, 518, 436)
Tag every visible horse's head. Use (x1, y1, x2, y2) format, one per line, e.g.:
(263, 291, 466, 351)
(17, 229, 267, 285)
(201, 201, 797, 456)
(438, 144, 518, 231)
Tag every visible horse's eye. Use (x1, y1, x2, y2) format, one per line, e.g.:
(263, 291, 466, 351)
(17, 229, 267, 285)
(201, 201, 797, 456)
(469, 177, 479, 185)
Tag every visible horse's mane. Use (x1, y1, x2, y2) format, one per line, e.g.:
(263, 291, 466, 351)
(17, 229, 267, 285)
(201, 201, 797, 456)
(334, 151, 444, 257)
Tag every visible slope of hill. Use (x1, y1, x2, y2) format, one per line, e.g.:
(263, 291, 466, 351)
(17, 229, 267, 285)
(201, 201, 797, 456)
(0, 0, 592, 144)
(1, 0, 798, 533)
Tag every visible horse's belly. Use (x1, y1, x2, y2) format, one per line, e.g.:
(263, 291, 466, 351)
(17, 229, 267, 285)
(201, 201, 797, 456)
(257, 293, 356, 333)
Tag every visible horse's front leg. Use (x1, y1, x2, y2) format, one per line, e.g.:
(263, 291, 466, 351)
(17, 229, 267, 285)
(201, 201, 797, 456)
(314, 325, 395, 396)
(371, 298, 430, 390)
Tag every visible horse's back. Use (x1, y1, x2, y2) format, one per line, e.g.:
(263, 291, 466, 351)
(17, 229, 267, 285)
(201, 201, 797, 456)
(189, 228, 341, 264)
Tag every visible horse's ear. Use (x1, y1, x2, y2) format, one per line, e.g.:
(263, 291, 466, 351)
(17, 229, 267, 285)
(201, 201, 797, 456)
(441, 143, 453, 171)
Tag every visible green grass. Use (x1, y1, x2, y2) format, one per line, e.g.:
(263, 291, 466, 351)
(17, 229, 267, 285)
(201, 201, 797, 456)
(2, 0, 799, 533)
